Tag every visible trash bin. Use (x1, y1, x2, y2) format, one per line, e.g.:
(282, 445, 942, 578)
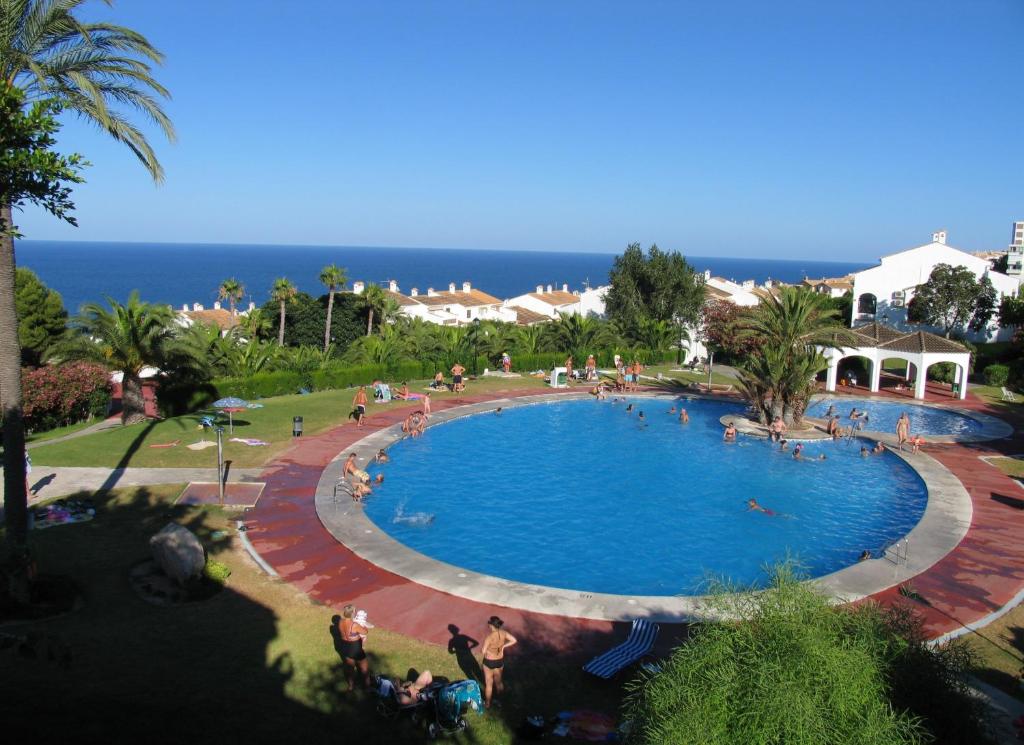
(292, 416, 303, 437)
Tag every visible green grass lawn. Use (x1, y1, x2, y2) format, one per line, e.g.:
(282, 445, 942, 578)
(27, 368, 732, 469)
(1, 486, 624, 744)
(25, 416, 103, 445)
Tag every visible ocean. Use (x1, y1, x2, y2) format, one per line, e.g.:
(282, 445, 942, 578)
(16, 240, 872, 313)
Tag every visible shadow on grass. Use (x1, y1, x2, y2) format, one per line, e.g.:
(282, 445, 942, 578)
(0, 486, 433, 745)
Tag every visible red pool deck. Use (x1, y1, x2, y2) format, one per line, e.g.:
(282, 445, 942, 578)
(243, 385, 1024, 654)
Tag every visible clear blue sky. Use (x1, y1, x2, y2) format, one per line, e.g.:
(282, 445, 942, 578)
(15, 0, 1024, 260)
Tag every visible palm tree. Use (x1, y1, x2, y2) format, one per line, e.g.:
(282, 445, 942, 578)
(270, 278, 296, 346)
(550, 313, 616, 356)
(735, 287, 854, 425)
(239, 307, 271, 340)
(0, 0, 173, 549)
(396, 316, 444, 361)
(344, 326, 408, 366)
(362, 283, 386, 336)
(217, 278, 244, 317)
(64, 292, 180, 424)
(318, 264, 347, 353)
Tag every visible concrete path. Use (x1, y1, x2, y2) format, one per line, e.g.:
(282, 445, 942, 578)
(0, 465, 264, 505)
(26, 415, 122, 450)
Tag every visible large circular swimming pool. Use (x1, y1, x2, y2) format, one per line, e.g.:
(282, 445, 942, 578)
(362, 398, 927, 596)
(805, 397, 982, 436)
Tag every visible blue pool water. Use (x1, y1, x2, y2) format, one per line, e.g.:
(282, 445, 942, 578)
(363, 398, 928, 596)
(806, 397, 982, 437)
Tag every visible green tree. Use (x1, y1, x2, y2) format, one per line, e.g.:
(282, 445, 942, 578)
(908, 264, 998, 338)
(0, 0, 172, 553)
(735, 287, 851, 425)
(15, 266, 67, 365)
(270, 277, 297, 346)
(318, 264, 347, 353)
(64, 292, 182, 424)
(0, 86, 84, 552)
(605, 242, 704, 348)
(549, 313, 617, 358)
(362, 283, 387, 336)
(217, 277, 244, 317)
(999, 293, 1024, 328)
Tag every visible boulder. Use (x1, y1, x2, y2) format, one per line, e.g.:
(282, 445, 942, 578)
(149, 523, 206, 585)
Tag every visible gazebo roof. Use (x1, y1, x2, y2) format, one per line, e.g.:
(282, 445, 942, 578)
(851, 322, 906, 345)
(878, 330, 970, 355)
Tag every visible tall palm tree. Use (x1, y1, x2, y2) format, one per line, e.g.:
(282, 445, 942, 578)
(362, 283, 386, 336)
(64, 292, 180, 424)
(318, 264, 347, 353)
(735, 287, 854, 425)
(0, 0, 172, 550)
(270, 277, 296, 346)
(217, 278, 244, 317)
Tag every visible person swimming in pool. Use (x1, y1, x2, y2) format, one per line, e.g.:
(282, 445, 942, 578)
(668, 405, 677, 414)
(860, 445, 870, 457)
(826, 404, 836, 418)
(679, 408, 689, 424)
(723, 422, 737, 441)
(747, 498, 776, 516)
(872, 441, 885, 454)
(625, 403, 633, 413)
(638, 411, 645, 420)
(792, 442, 804, 460)
(779, 439, 789, 451)
(375, 448, 389, 463)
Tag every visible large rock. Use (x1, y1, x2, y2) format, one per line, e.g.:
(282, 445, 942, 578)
(149, 523, 206, 585)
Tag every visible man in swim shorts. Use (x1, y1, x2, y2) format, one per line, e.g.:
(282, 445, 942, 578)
(451, 362, 466, 393)
(352, 386, 368, 428)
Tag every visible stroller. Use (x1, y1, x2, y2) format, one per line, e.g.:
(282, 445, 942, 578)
(426, 679, 484, 739)
(373, 675, 446, 720)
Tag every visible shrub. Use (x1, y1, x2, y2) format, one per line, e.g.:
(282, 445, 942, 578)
(21, 362, 110, 432)
(203, 559, 231, 584)
(623, 566, 991, 745)
(983, 363, 1010, 387)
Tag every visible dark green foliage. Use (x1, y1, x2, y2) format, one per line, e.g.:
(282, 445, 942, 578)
(258, 292, 365, 351)
(998, 294, 1024, 329)
(0, 86, 86, 230)
(14, 267, 66, 365)
(623, 568, 991, 745)
(983, 363, 1009, 387)
(605, 243, 704, 342)
(909, 264, 998, 337)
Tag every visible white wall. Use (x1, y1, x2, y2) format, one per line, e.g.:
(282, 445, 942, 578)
(851, 241, 1017, 342)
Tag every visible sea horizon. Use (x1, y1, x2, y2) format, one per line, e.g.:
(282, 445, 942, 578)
(17, 239, 872, 314)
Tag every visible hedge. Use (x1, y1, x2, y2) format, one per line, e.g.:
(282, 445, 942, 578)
(22, 362, 111, 433)
(182, 348, 677, 411)
(983, 363, 1010, 387)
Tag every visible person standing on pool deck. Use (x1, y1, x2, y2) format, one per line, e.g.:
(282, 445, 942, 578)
(352, 386, 368, 428)
(451, 362, 466, 393)
(481, 616, 517, 709)
(422, 391, 432, 418)
(769, 416, 787, 442)
(896, 412, 910, 451)
(565, 355, 574, 384)
(336, 605, 372, 691)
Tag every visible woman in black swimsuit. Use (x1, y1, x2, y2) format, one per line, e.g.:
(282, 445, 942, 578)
(481, 616, 517, 708)
(336, 605, 371, 690)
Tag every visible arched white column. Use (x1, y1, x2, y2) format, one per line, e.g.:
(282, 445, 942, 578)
(825, 354, 838, 392)
(869, 351, 881, 392)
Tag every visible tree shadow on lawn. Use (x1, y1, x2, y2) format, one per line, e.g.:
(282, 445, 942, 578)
(0, 486, 427, 745)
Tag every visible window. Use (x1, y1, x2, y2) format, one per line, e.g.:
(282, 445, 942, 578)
(857, 293, 877, 315)
(466, 309, 471, 319)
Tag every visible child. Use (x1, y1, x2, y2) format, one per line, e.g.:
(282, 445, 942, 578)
(911, 434, 924, 454)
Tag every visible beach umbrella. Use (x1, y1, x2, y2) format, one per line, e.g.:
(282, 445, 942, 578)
(212, 397, 249, 434)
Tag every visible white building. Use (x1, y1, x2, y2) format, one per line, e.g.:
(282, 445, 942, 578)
(354, 280, 515, 326)
(801, 276, 854, 298)
(502, 283, 609, 323)
(1007, 221, 1024, 277)
(850, 230, 1019, 343)
(701, 271, 763, 307)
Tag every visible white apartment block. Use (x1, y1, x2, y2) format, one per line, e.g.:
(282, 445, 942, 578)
(850, 230, 1018, 343)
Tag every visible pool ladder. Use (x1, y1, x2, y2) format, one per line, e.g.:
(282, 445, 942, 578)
(885, 538, 910, 566)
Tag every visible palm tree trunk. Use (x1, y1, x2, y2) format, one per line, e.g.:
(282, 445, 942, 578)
(121, 372, 148, 425)
(278, 300, 286, 346)
(0, 203, 29, 551)
(324, 290, 335, 353)
(366, 308, 374, 337)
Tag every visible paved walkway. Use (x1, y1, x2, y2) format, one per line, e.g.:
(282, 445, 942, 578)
(1, 465, 264, 506)
(26, 414, 122, 450)
(239, 384, 1024, 657)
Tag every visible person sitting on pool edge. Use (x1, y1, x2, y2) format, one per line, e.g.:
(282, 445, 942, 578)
(343, 453, 371, 484)
(723, 422, 737, 441)
(402, 410, 426, 438)
(768, 416, 787, 442)
(352, 474, 384, 501)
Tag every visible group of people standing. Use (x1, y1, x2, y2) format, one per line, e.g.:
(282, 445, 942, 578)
(613, 357, 644, 392)
(334, 608, 517, 709)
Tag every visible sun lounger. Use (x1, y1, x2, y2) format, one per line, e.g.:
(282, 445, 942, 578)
(583, 618, 659, 679)
(1002, 386, 1017, 402)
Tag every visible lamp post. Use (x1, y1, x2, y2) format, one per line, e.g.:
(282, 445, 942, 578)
(707, 349, 714, 392)
(215, 427, 225, 506)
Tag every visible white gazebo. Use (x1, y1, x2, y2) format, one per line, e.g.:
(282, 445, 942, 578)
(819, 323, 971, 401)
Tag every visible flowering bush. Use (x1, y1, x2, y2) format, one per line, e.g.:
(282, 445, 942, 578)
(22, 362, 111, 432)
